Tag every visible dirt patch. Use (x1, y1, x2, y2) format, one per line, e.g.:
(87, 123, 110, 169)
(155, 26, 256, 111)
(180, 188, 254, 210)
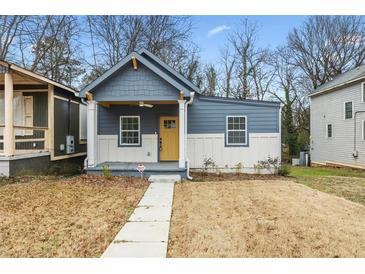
(0, 175, 149, 257)
(168, 180, 365, 258)
(190, 172, 287, 182)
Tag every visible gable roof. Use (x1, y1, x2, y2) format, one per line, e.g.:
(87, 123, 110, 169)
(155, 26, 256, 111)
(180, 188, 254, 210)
(0, 60, 78, 95)
(309, 64, 365, 97)
(80, 49, 201, 98)
(139, 49, 201, 93)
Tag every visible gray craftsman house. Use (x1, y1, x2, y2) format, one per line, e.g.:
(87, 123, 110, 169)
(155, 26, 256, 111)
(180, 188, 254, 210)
(0, 61, 87, 176)
(310, 65, 365, 169)
(81, 49, 281, 178)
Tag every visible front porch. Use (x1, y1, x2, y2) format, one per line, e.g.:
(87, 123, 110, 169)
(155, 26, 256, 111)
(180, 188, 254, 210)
(86, 161, 187, 178)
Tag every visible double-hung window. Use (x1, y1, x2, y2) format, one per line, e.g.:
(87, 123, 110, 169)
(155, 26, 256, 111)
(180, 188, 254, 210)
(120, 116, 140, 145)
(226, 116, 247, 145)
(344, 101, 353, 119)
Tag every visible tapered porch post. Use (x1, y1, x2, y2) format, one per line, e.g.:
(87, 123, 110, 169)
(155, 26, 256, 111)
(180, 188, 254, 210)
(87, 100, 97, 167)
(4, 70, 14, 156)
(178, 99, 186, 168)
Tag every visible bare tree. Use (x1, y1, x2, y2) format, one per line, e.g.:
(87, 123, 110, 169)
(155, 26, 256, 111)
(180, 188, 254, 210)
(219, 46, 236, 97)
(0, 16, 27, 60)
(228, 18, 273, 100)
(202, 64, 218, 96)
(18, 16, 84, 87)
(84, 16, 198, 86)
(288, 16, 365, 89)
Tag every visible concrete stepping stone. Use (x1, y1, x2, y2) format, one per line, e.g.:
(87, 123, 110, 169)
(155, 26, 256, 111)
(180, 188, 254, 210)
(148, 175, 181, 183)
(102, 242, 167, 258)
(113, 221, 170, 242)
(129, 206, 172, 222)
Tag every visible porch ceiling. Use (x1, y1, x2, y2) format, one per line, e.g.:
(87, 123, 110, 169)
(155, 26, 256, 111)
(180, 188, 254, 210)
(0, 71, 44, 85)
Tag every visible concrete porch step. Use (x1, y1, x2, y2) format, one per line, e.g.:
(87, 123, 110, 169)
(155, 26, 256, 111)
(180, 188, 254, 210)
(148, 174, 181, 183)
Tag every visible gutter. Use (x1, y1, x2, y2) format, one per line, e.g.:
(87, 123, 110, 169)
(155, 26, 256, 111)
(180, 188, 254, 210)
(185, 92, 195, 180)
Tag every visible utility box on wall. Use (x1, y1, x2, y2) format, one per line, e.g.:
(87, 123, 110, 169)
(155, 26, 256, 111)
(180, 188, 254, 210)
(66, 135, 75, 154)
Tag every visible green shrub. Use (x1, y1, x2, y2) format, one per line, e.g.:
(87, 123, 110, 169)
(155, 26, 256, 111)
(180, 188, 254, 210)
(278, 165, 290, 176)
(102, 165, 111, 179)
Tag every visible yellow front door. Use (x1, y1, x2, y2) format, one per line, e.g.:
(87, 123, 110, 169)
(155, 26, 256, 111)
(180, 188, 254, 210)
(159, 116, 179, 161)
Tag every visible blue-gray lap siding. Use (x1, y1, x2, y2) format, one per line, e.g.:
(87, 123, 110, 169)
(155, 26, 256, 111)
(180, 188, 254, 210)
(187, 97, 280, 135)
(98, 105, 178, 146)
(92, 63, 180, 102)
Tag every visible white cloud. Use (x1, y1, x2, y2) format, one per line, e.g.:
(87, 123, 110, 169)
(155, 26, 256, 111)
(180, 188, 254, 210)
(207, 25, 230, 37)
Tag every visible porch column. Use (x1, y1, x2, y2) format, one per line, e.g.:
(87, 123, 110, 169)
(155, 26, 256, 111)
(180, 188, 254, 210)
(178, 99, 186, 168)
(87, 100, 97, 167)
(4, 71, 14, 156)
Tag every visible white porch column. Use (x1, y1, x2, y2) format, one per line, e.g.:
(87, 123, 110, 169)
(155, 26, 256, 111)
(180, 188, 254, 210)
(87, 100, 97, 167)
(178, 99, 186, 168)
(4, 71, 14, 156)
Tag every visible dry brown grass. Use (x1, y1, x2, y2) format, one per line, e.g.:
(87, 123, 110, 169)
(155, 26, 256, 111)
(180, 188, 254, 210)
(168, 180, 365, 258)
(0, 175, 149, 258)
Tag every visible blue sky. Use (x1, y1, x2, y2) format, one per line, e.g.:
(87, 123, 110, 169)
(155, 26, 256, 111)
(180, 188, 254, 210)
(192, 16, 308, 63)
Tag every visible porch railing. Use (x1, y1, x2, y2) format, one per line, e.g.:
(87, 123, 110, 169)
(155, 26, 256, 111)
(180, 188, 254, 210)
(0, 125, 49, 156)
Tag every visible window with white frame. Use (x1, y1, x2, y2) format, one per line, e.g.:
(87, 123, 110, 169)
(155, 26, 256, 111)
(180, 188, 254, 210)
(226, 116, 247, 145)
(363, 120, 365, 141)
(362, 82, 365, 103)
(327, 124, 333, 138)
(120, 116, 140, 145)
(344, 101, 353, 119)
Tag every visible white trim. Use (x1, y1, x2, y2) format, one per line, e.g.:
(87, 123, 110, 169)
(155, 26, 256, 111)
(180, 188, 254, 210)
(54, 95, 79, 104)
(119, 116, 140, 146)
(225, 115, 248, 146)
(87, 101, 97, 167)
(362, 82, 365, 103)
(326, 123, 333, 138)
(52, 152, 87, 161)
(362, 120, 365, 141)
(309, 75, 365, 97)
(344, 101, 353, 120)
(178, 100, 186, 168)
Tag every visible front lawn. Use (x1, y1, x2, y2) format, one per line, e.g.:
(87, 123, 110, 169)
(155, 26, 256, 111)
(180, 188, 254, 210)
(0, 175, 148, 257)
(289, 166, 365, 205)
(168, 180, 365, 257)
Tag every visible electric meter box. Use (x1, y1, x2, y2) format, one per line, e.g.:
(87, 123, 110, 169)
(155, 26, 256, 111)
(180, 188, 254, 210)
(66, 135, 75, 154)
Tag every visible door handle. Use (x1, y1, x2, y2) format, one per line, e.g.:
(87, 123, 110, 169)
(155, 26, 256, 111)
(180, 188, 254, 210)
(159, 137, 162, 151)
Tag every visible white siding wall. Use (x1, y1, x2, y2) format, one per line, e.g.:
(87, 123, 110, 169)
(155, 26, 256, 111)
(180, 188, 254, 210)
(97, 134, 158, 164)
(310, 82, 365, 167)
(187, 133, 281, 173)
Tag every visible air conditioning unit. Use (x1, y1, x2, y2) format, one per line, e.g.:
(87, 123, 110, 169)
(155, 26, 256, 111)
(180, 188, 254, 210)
(66, 135, 75, 154)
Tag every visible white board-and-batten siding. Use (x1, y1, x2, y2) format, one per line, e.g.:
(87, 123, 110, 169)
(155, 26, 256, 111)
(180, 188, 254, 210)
(96, 132, 281, 172)
(310, 82, 365, 167)
(187, 133, 281, 172)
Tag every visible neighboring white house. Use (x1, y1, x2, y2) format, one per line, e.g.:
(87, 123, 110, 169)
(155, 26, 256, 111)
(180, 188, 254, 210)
(309, 65, 365, 169)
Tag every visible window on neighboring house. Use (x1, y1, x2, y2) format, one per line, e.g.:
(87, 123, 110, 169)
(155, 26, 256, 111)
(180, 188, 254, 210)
(344, 101, 353, 119)
(362, 82, 365, 103)
(327, 124, 333, 138)
(120, 116, 140, 145)
(226, 116, 247, 145)
(363, 121, 365, 141)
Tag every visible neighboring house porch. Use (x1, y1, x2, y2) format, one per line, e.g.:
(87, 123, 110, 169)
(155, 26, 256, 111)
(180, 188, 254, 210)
(0, 60, 87, 176)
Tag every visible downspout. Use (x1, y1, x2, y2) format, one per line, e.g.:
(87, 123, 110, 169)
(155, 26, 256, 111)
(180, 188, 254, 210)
(353, 110, 365, 158)
(81, 94, 90, 169)
(185, 92, 195, 180)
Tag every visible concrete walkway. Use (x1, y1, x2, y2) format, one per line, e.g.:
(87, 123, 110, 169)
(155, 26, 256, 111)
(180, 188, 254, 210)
(102, 175, 179, 258)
